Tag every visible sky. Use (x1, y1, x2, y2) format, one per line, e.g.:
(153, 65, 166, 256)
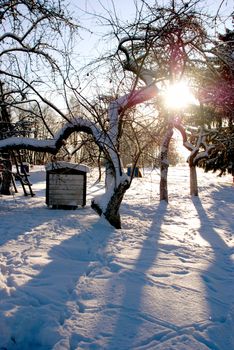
(61, 0, 233, 99)
(0, 165, 233, 349)
(70, 0, 234, 53)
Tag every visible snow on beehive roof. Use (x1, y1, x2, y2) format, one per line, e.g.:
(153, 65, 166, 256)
(45, 161, 89, 173)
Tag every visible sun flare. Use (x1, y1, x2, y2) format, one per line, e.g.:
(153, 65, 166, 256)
(163, 80, 198, 110)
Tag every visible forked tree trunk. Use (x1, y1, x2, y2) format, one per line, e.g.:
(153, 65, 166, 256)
(174, 122, 200, 197)
(91, 179, 130, 229)
(160, 127, 173, 202)
(190, 165, 198, 196)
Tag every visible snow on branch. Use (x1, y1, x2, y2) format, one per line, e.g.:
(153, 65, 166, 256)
(174, 121, 215, 166)
(108, 84, 158, 144)
(174, 122, 194, 151)
(0, 118, 103, 154)
(118, 36, 158, 85)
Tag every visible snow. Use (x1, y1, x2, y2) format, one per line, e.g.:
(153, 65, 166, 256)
(0, 136, 55, 150)
(0, 165, 233, 350)
(45, 162, 89, 173)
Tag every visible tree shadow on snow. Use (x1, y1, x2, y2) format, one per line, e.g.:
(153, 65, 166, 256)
(192, 196, 233, 350)
(105, 201, 168, 349)
(206, 183, 234, 233)
(0, 211, 115, 349)
(0, 203, 72, 246)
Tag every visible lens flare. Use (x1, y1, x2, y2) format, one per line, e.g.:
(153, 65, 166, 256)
(164, 81, 198, 109)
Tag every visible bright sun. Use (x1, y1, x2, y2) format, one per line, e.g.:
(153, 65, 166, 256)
(163, 80, 198, 110)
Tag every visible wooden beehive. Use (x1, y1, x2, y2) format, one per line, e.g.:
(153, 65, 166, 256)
(45, 162, 89, 209)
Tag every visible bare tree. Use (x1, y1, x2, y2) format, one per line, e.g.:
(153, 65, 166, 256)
(0, 0, 78, 193)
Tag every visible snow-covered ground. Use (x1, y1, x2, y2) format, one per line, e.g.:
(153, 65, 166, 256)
(0, 165, 233, 350)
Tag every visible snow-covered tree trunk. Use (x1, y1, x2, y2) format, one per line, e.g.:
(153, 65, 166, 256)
(91, 85, 157, 227)
(189, 165, 198, 196)
(92, 178, 130, 229)
(160, 127, 173, 202)
(104, 158, 115, 192)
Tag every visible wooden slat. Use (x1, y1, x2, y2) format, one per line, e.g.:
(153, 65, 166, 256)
(48, 200, 83, 205)
(49, 174, 84, 183)
(48, 197, 82, 203)
(49, 184, 83, 190)
(49, 184, 83, 189)
(49, 180, 84, 186)
(50, 192, 83, 200)
(49, 188, 83, 196)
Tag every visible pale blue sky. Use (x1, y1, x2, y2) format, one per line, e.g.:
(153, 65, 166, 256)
(72, 0, 233, 27)
(69, 0, 233, 62)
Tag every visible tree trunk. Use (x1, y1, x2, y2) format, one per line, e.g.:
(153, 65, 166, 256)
(160, 127, 173, 202)
(91, 179, 130, 229)
(190, 165, 198, 196)
(105, 159, 115, 191)
(160, 165, 169, 202)
(0, 158, 12, 195)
